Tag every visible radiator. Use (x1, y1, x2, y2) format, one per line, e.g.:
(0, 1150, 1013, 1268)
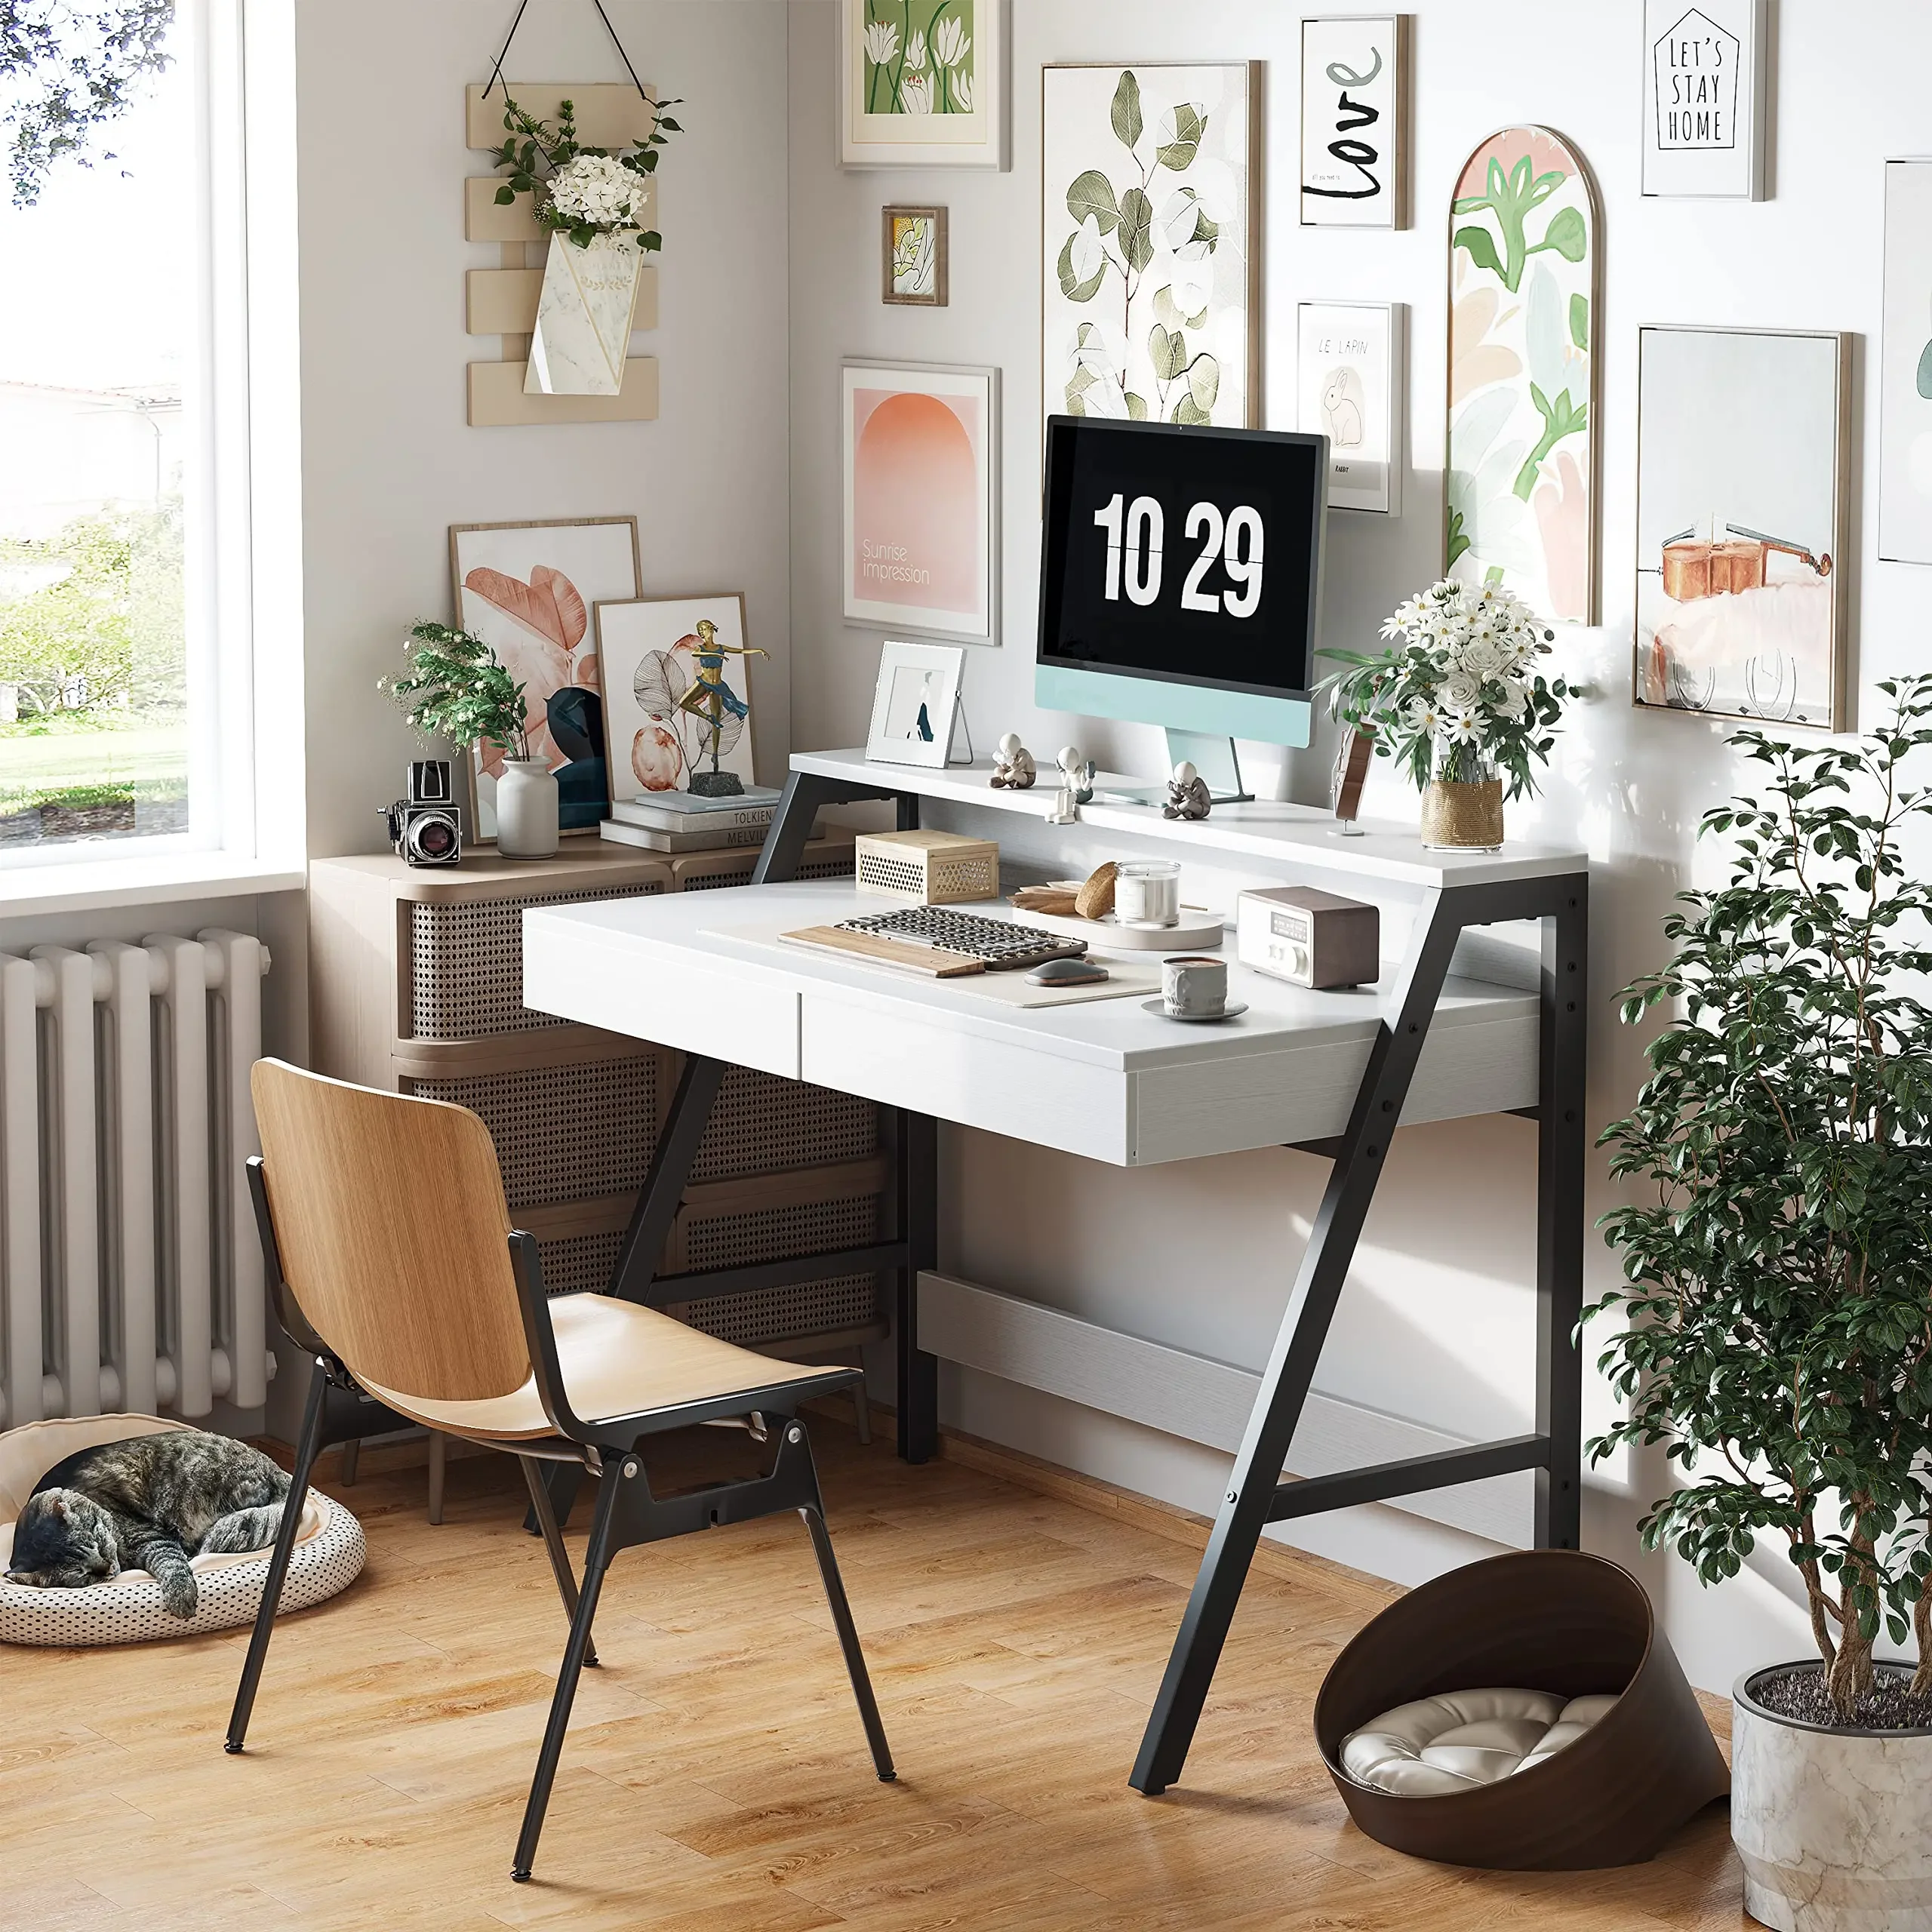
(0, 928, 274, 1428)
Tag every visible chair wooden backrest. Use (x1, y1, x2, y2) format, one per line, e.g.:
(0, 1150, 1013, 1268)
(251, 1059, 534, 1404)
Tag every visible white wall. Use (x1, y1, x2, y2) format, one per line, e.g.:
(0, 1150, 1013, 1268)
(786, 0, 1932, 1693)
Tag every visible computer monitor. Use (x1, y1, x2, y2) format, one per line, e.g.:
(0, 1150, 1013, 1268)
(1035, 416, 1327, 772)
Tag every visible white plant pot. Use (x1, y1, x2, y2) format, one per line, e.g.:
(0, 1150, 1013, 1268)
(494, 759, 559, 860)
(1734, 1663, 1932, 1930)
(524, 232, 642, 397)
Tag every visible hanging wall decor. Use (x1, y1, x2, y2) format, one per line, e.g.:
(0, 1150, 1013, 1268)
(1640, 0, 1767, 200)
(1633, 327, 1847, 730)
(882, 205, 949, 305)
(1444, 125, 1601, 626)
(839, 0, 1007, 170)
(1879, 159, 1932, 566)
(1297, 301, 1404, 515)
(1041, 63, 1260, 438)
(1300, 16, 1410, 229)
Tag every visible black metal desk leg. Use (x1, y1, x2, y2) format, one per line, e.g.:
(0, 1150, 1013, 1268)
(1534, 878, 1589, 1550)
(894, 1109, 939, 1463)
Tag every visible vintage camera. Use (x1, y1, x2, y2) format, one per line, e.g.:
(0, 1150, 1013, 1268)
(383, 761, 462, 867)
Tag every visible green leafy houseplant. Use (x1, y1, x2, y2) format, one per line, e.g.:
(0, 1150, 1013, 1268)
(491, 92, 681, 252)
(1590, 678, 1932, 1718)
(382, 623, 528, 760)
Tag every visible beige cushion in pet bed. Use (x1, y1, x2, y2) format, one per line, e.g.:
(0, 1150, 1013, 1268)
(1341, 1687, 1620, 1797)
(0, 1414, 364, 1647)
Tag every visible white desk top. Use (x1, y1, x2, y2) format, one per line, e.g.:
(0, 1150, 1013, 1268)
(523, 881, 1541, 1166)
(793, 749, 1589, 891)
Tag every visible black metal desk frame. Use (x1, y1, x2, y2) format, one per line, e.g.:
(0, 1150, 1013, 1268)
(592, 769, 1589, 1799)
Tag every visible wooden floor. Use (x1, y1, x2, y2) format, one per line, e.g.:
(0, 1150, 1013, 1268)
(2, 1420, 1747, 1930)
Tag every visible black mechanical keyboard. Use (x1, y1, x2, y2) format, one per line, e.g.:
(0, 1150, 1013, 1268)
(833, 905, 1089, 971)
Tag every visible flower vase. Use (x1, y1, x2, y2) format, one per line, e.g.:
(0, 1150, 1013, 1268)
(524, 232, 643, 397)
(495, 758, 559, 860)
(1420, 748, 1504, 852)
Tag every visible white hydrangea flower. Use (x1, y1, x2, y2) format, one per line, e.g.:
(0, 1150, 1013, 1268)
(548, 152, 643, 228)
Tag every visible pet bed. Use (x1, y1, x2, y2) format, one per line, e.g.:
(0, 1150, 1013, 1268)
(0, 1414, 364, 1647)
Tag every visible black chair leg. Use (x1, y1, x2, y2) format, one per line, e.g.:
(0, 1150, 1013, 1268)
(796, 1456, 894, 1781)
(518, 1456, 598, 1669)
(512, 1459, 621, 1881)
(226, 1357, 328, 1753)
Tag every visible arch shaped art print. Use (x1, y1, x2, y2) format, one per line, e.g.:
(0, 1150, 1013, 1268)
(1444, 125, 1602, 626)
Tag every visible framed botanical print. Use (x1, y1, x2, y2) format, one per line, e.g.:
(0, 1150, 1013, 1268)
(448, 516, 641, 835)
(883, 205, 949, 306)
(594, 592, 759, 797)
(839, 0, 1007, 170)
(841, 360, 998, 645)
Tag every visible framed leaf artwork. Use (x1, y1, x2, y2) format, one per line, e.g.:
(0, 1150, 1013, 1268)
(448, 516, 641, 836)
(1041, 63, 1260, 438)
(593, 593, 760, 796)
(839, 0, 1006, 169)
(1444, 125, 1601, 626)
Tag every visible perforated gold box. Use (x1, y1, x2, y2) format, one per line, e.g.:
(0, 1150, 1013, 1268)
(854, 829, 1000, 903)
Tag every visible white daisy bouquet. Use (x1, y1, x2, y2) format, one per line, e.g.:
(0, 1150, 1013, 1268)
(1318, 579, 1567, 798)
(491, 93, 683, 250)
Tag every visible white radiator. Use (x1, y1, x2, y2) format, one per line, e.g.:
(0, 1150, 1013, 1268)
(0, 928, 275, 1428)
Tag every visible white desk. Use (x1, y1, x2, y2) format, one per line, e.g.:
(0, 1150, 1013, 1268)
(519, 751, 1590, 1801)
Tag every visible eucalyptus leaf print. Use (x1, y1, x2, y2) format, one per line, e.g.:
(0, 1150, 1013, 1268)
(1444, 125, 1601, 623)
(1041, 64, 1254, 433)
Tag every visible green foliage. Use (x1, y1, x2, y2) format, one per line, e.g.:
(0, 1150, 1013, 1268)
(1512, 384, 1589, 501)
(2, 0, 173, 208)
(1589, 678, 1932, 1714)
(491, 91, 683, 251)
(1452, 152, 1576, 294)
(382, 623, 528, 758)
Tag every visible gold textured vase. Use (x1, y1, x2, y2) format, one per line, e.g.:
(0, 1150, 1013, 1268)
(1420, 778, 1504, 851)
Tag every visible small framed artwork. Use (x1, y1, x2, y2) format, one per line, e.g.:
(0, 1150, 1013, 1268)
(1634, 326, 1849, 730)
(841, 360, 998, 645)
(839, 0, 1007, 170)
(449, 516, 641, 836)
(1641, 0, 1767, 200)
(593, 592, 760, 797)
(1300, 16, 1410, 228)
(866, 640, 966, 768)
(883, 205, 949, 306)
(1297, 301, 1404, 515)
(1879, 159, 1932, 565)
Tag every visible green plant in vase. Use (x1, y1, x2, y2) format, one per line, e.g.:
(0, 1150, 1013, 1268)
(382, 621, 528, 760)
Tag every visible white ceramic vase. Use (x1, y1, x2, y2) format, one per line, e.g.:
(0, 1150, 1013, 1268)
(524, 232, 642, 396)
(1733, 1663, 1932, 1930)
(494, 759, 559, 860)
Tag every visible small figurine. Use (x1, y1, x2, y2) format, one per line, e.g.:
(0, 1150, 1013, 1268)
(990, 733, 1038, 789)
(1162, 758, 1213, 822)
(1057, 745, 1096, 805)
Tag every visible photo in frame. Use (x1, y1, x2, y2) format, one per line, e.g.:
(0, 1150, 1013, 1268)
(1640, 0, 1767, 200)
(841, 361, 998, 645)
(449, 517, 641, 835)
(883, 205, 949, 306)
(866, 640, 966, 768)
(839, 0, 1006, 169)
(1300, 15, 1410, 228)
(1879, 158, 1932, 565)
(592, 592, 759, 797)
(1297, 301, 1404, 515)
(1041, 62, 1260, 436)
(1634, 326, 1848, 730)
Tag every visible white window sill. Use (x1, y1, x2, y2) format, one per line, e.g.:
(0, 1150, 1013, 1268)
(0, 853, 306, 923)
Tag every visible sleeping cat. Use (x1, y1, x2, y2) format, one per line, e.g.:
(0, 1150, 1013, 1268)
(5, 1432, 293, 1618)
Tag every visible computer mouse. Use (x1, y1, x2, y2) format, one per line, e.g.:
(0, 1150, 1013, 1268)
(1027, 956, 1109, 986)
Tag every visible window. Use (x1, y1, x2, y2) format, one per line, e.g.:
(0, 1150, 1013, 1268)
(0, 0, 272, 869)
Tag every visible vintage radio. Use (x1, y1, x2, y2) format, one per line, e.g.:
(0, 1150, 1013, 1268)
(1235, 886, 1379, 989)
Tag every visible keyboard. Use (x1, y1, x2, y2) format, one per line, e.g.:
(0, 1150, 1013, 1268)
(834, 905, 1089, 971)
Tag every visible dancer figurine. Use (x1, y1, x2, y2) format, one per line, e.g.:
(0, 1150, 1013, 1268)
(1163, 759, 1213, 821)
(990, 733, 1037, 789)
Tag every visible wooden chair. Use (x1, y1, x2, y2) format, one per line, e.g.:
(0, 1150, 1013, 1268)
(226, 1060, 894, 1881)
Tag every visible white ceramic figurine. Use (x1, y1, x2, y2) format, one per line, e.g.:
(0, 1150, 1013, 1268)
(991, 733, 1038, 789)
(1163, 759, 1213, 822)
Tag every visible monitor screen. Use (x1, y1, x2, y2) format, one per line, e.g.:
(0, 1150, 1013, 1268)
(1036, 417, 1326, 706)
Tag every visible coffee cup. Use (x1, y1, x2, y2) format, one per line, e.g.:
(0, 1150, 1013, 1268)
(1161, 955, 1226, 1018)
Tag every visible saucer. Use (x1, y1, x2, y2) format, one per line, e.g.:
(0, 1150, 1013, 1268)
(1141, 998, 1249, 1024)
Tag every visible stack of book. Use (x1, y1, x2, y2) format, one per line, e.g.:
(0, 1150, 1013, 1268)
(599, 785, 783, 854)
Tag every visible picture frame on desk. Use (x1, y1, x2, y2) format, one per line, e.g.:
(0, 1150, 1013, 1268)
(866, 640, 967, 769)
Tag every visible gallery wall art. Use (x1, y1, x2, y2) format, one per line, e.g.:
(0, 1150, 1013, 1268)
(883, 205, 949, 306)
(841, 361, 998, 646)
(594, 593, 759, 797)
(1640, 0, 1767, 200)
(1444, 125, 1601, 626)
(1633, 326, 1848, 730)
(839, 0, 1005, 168)
(1300, 16, 1409, 229)
(449, 517, 641, 835)
(1880, 159, 1932, 566)
(1297, 301, 1404, 515)
(1041, 62, 1259, 435)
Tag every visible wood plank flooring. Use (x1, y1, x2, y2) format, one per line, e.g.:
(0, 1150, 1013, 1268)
(0, 1422, 1746, 1930)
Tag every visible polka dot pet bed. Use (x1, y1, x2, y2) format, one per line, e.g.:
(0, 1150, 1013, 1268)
(0, 1414, 364, 1647)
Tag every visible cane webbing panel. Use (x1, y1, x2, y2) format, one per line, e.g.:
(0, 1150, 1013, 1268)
(683, 1190, 878, 1274)
(409, 879, 666, 1039)
(693, 1068, 877, 1181)
(676, 850, 857, 893)
(663, 1274, 882, 1350)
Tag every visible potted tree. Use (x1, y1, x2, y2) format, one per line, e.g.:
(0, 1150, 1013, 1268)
(383, 621, 557, 859)
(1590, 677, 1932, 1930)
